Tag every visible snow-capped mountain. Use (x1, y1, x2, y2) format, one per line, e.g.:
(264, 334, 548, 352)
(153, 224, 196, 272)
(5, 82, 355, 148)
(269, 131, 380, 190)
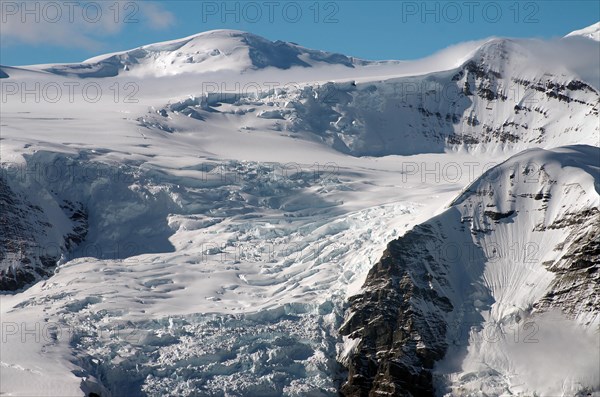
(140, 33, 600, 156)
(30, 30, 382, 78)
(565, 21, 600, 41)
(339, 145, 599, 396)
(1, 23, 598, 397)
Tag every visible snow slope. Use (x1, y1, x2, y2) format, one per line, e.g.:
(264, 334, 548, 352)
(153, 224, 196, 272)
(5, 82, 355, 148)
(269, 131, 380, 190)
(1, 23, 599, 397)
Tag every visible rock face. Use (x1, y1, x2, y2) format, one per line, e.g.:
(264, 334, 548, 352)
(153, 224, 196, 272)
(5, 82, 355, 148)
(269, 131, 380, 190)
(0, 175, 88, 291)
(339, 225, 454, 396)
(338, 145, 600, 396)
(533, 207, 599, 322)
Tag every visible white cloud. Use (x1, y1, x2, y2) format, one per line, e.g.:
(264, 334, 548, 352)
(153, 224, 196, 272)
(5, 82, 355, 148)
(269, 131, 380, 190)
(139, 1, 176, 30)
(0, 1, 176, 51)
(504, 310, 599, 395)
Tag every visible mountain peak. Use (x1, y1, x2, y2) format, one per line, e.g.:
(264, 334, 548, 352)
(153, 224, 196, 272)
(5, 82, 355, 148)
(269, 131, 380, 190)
(45, 30, 361, 78)
(565, 21, 600, 41)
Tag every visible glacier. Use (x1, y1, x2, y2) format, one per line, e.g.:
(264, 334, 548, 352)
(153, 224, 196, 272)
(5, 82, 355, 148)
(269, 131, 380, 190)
(1, 24, 599, 397)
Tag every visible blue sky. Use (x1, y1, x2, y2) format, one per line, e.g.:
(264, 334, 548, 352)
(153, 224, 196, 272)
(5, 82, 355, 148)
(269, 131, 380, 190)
(1, 1, 598, 66)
